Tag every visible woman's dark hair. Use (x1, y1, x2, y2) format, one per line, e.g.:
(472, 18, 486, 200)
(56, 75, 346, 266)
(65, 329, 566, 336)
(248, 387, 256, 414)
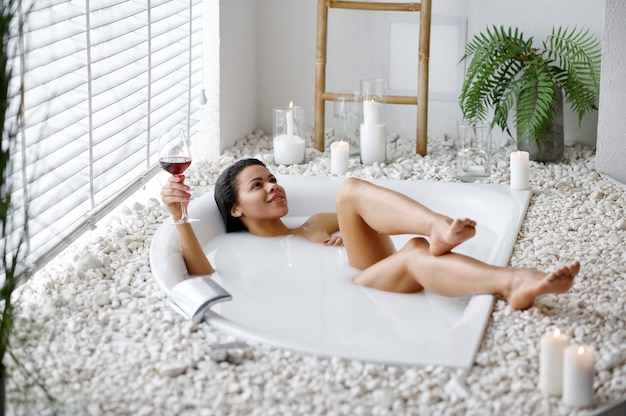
(214, 158, 266, 233)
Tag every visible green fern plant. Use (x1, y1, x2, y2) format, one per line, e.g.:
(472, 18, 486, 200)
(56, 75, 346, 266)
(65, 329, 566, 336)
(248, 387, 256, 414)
(459, 26, 601, 147)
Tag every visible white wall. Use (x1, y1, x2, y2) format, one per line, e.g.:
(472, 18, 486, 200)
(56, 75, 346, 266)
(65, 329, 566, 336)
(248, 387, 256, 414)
(255, 0, 318, 138)
(204, 0, 258, 153)
(596, 0, 626, 185)
(248, 0, 604, 147)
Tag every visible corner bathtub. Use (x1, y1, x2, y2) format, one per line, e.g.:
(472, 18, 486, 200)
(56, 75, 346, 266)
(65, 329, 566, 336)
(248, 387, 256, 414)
(150, 175, 531, 368)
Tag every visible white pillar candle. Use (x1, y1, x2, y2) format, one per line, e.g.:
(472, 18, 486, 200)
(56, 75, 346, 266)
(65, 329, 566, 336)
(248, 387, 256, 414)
(286, 101, 294, 138)
(360, 123, 387, 165)
(363, 99, 383, 125)
(539, 327, 570, 396)
(563, 344, 595, 408)
(510, 150, 530, 190)
(330, 141, 349, 175)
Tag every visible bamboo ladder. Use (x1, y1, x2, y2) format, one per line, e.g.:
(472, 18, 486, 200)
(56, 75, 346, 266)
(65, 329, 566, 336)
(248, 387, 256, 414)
(314, 0, 432, 156)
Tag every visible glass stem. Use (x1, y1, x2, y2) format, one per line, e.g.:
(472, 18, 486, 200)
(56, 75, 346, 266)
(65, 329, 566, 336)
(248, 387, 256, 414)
(179, 202, 189, 223)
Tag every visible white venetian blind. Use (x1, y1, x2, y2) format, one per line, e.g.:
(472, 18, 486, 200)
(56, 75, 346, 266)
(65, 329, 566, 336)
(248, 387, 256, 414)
(9, 0, 203, 271)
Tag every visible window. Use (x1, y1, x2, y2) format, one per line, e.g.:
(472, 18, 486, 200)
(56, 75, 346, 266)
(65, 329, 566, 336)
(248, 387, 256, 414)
(8, 0, 203, 271)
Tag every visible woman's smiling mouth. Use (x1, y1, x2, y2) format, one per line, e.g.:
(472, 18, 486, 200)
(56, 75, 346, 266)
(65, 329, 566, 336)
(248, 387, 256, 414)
(267, 194, 285, 203)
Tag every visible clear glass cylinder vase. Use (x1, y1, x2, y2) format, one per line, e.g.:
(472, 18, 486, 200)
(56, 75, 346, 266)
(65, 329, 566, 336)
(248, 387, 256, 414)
(273, 103, 306, 165)
(333, 93, 362, 156)
(456, 120, 492, 182)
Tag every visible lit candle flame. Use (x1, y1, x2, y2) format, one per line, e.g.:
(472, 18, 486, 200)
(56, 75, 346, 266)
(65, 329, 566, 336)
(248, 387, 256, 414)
(288, 101, 293, 111)
(577, 346, 585, 355)
(554, 328, 561, 337)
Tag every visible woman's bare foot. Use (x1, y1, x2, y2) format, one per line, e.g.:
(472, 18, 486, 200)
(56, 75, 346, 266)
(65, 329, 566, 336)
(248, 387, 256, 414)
(507, 262, 581, 310)
(429, 217, 477, 256)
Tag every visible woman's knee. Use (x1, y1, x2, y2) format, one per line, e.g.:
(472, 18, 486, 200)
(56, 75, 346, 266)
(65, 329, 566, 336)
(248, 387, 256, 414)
(401, 237, 430, 255)
(338, 177, 365, 197)
(336, 178, 367, 207)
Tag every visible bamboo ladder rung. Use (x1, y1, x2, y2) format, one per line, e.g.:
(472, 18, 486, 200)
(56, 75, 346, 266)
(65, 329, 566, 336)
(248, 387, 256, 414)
(328, 1, 421, 12)
(322, 92, 418, 106)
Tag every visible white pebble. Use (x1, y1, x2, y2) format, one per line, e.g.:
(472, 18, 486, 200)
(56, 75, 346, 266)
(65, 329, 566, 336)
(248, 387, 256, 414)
(444, 377, 470, 399)
(75, 253, 104, 273)
(614, 219, 626, 230)
(159, 361, 189, 377)
(94, 293, 110, 306)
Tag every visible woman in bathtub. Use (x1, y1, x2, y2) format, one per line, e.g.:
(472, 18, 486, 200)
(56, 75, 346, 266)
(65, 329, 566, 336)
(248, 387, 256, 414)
(161, 158, 579, 310)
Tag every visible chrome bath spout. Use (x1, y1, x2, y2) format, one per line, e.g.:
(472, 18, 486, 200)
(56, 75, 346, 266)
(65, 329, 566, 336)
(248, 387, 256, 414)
(168, 276, 232, 323)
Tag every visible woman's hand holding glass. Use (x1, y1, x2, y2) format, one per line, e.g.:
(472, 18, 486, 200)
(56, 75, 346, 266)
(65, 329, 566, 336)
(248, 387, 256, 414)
(161, 175, 192, 223)
(158, 127, 197, 224)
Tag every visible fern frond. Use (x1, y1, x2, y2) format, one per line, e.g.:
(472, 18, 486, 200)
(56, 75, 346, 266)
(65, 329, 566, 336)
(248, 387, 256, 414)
(492, 79, 521, 137)
(459, 26, 532, 122)
(543, 26, 601, 121)
(515, 62, 557, 146)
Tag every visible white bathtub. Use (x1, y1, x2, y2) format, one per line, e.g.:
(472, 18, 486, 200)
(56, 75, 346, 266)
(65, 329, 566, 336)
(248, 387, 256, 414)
(150, 175, 531, 368)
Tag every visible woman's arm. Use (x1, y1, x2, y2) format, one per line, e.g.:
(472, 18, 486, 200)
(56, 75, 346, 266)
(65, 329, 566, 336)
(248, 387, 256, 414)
(161, 175, 215, 275)
(175, 223, 215, 275)
(299, 212, 343, 245)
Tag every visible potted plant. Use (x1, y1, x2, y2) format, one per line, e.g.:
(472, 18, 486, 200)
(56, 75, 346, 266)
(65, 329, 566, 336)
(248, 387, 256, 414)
(459, 25, 601, 161)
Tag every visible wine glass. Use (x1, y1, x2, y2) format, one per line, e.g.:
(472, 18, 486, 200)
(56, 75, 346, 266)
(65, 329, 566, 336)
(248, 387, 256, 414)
(159, 127, 197, 224)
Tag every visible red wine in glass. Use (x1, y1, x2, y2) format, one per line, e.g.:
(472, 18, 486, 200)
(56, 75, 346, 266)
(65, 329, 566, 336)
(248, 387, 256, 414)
(160, 156, 191, 175)
(158, 127, 197, 224)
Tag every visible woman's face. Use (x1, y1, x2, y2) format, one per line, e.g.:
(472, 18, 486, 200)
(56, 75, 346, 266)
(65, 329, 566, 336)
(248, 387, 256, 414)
(230, 164, 289, 222)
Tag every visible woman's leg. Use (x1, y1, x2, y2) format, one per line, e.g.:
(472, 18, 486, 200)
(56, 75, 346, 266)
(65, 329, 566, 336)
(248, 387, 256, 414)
(352, 237, 580, 310)
(336, 178, 477, 269)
